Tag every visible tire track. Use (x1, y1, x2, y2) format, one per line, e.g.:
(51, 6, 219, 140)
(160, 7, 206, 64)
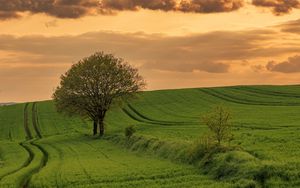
(200, 88, 300, 106)
(32, 103, 42, 139)
(233, 86, 300, 98)
(0, 104, 35, 185)
(127, 104, 190, 124)
(123, 104, 197, 126)
(0, 143, 33, 182)
(22, 102, 48, 187)
(17, 102, 48, 188)
(19, 102, 37, 188)
(23, 103, 33, 140)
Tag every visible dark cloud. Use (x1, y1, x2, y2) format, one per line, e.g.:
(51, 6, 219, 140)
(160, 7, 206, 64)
(0, 0, 245, 20)
(0, 11, 21, 20)
(266, 55, 300, 73)
(99, 0, 176, 13)
(99, 0, 244, 14)
(252, 0, 300, 15)
(177, 0, 244, 13)
(2, 0, 300, 20)
(1, 29, 299, 73)
(278, 19, 300, 34)
(0, 0, 99, 19)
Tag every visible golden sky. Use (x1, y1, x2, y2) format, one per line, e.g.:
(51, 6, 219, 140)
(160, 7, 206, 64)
(1, 0, 300, 102)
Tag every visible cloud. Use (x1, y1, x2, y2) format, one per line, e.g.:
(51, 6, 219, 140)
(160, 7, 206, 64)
(278, 19, 300, 34)
(2, 0, 300, 20)
(99, 0, 176, 12)
(266, 55, 300, 73)
(0, 0, 245, 20)
(177, 0, 244, 13)
(252, 0, 300, 15)
(0, 11, 21, 20)
(0, 0, 100, 20)
(1, 28, 299, 74)
(99, 0, 244, 14)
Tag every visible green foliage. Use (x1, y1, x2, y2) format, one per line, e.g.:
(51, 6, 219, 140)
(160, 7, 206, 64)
(124, 125, 136, 139)
(106, 134, 188, 163)
(53, 51, 145, 136)
(204, 151, 261, 180)
(202, 105, 233, 145)
(187, 135, 215, 162)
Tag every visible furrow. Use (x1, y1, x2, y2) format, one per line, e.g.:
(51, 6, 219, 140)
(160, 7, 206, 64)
(127, 104, 190, 125)
(200, 88, 300, 106)
(22, 102, 48, 187)
(233, 86, 300, 98)
(19, 102, 48, 187)
(123, 104, 197, 126)
(0, 143, 34, 182)
(23, 103, 33, 140)
(32, 103, 42, 139)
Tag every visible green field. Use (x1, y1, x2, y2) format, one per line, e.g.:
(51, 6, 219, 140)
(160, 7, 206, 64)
(0, 85, 300, 187)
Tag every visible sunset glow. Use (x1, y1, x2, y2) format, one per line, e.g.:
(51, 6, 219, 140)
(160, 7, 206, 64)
(1, 0, 300, 102)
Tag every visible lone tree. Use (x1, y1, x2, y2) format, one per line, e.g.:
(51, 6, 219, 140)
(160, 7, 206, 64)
(53, 52, 145, 136)
(202, 105, 233, 146)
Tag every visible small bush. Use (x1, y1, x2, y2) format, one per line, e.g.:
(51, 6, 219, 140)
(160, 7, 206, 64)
(188, 135, 215, 163)
(202, 105, 233, 146)
(125, 125, 136, 139)
(205, 151, 261, 181)
(234, 179, 257, 188)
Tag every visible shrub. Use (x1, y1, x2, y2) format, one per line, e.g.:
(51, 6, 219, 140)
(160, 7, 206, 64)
(188, 135, 215, 163)
(234, 179, 257, 188)
(202, 105, 233, 146)
(125, 125, 136, 139)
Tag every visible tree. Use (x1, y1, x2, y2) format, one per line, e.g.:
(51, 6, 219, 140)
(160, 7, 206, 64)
(202, 105, 232, 146)
(53, 52, 145, 136)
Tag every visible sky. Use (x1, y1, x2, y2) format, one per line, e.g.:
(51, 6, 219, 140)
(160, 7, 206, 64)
(1, 0, 300, 102)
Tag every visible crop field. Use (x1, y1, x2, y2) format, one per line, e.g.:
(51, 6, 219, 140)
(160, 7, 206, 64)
(0, 85, 300, 187)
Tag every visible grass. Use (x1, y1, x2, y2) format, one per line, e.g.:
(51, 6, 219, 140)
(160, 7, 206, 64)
(0, 85, 300, 187)
(30, 134, 231, 188)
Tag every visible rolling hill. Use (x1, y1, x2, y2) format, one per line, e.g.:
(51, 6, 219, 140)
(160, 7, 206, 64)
(0, 85, 300, 187)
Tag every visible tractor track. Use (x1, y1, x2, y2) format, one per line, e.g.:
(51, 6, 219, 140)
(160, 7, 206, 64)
(0, 104, 34, 184)
(0, 142, 34, 182)
(32, 103, 42, 139)
(200, 88, 300, 106)
(23, 103, 32, 140)
(123, 104, 197, 126)
(19, 102, 48, 188)
(232, 86, 300, 98)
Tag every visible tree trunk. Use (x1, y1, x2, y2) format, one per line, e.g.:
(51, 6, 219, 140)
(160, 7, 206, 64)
(93, 120, 97, 135)
(99, 119, 104, 137)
